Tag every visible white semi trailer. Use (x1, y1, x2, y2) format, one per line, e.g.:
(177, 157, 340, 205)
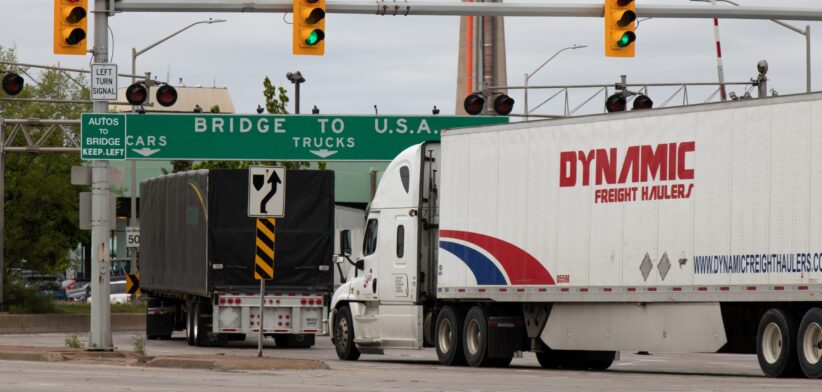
(330, 93, 822, 378)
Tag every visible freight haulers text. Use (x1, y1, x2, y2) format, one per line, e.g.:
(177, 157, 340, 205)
(559, 141, 696, 204)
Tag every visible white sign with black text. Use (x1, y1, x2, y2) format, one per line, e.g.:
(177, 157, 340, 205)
(90, 63, 118, 101)
(248, 166, 285, 218)
(126, 226, 140, 249)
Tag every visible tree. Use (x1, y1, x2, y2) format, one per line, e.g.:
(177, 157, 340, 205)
(194, 76, 325, 170)
(1, 45, 90, 277)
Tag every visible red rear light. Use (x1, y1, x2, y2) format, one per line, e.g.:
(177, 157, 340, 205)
(300, 299, 307, 305)
(308, 299, 315, 305)
(317, 298, 323, 305)
(236, 298, 242, 305)
(228, 298, 234, 304)
(219, 298, 225, 305)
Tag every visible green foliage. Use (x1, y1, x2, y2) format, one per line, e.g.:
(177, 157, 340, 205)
(53, 300, 147, 314)
(262, 76, 289, 115)
(3, 279, 57, 314)
(65, 335, 84, 349)
(1, 45, 90, 282)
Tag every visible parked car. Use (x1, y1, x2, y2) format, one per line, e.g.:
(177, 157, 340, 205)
(26, 275, 66, 300)
(65, 280, 90, 301)
(86, 280, 130, 304)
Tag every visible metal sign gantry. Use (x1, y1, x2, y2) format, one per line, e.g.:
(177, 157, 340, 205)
(111, 0, 822, 21)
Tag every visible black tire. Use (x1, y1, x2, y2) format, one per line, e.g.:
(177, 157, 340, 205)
(192, 301, 203, 346)
(274, 335, 290, 348)
(334, 305, 360, 361)
(489, 356, 513, 368)
(435, 306, 467, 366)
(585, 351, 616, 370)
(536, 350, 561, 369)
(757, 308, 801, 378)
(798, 307, 822, 379)
(463, 306, 492, 367)
(185, 302, 195, 346)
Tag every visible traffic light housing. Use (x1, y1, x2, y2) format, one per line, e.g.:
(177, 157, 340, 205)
(125, 82, 178, 107)
(2, 73, 24, 96)
(464, 93, 485, 115)
(604, 0, 636, 58)
(54, 0, 88, 55)
(293, 0, 326, 55)
(606, 93, 627, 112)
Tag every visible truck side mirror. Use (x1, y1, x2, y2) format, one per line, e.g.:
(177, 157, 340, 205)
(355, 259, 364, 271)
(340, 230, 352, 256)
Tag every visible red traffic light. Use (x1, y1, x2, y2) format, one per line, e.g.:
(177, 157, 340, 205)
(155, 84, 178, 107)
(493, 94, 515, 116)
(125, 83, 148, 105)
(464, 93, 485, 115)
(2, 73, 24, 96)
(606, 93, 627, 112)
(632, 94, 653, 110)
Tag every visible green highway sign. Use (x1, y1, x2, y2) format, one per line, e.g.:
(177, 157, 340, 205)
(79, 113, 507, 161)
(81, 113, 127, 160)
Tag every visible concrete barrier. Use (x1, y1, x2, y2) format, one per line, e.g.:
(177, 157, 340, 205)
(0, 313, 145, 334)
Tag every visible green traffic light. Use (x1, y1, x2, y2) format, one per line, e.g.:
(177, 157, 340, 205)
(305, 29, 325, 46)
(617, 31, 636, 48)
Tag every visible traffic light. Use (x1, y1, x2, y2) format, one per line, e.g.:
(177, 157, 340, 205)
(632, 94, 653, 110)
(604, 0, 636, 58)
(293, 0, 326, 56)
(606, 93, 626, 112)
(53, 0, 88, 55)
(2, 72, 24, 96)
(125, 82, 178, 107)
(464, 93, 485, 115)
(493, 94, 515, 116)
(464, 93, 515, 116)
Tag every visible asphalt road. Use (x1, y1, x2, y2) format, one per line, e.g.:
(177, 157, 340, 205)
(0, 332, 819, 391)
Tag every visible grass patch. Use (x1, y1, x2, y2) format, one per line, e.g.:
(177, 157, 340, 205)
(53, 301, 146, 314)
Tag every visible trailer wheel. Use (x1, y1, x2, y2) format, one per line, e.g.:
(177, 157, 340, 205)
(757, 308, 801, 378)
(536, 350, 561, 369)
(435, 305, 467, 366)
(463, 306, 493, 367)
(584, 351, 616, 370)
(334, 305, 360, 361)
(798, 307, 822, 379)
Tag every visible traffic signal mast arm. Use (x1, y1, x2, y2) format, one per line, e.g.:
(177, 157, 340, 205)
(114, 0, 822, 21)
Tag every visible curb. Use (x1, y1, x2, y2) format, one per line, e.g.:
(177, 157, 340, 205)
(0, 346, 329, 371)
(0, 314, 145, 334)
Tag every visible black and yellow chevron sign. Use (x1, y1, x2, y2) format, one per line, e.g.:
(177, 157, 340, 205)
(126, 273, 141, 295)
(255, 218, 276, 280)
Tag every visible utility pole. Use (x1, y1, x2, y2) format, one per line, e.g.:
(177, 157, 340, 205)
(88, 0, 113, 351)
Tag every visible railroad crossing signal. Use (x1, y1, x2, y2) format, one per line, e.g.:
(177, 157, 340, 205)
(604, 0, 637, 57)
(293, 0, 326, 55)
(53, 0, 88, 55)
(254, 218, 276, 280)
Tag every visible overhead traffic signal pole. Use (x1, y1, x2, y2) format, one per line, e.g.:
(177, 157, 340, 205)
(88, 0, 114, 351)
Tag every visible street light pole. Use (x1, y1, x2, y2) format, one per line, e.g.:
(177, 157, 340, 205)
(692, 0, 811, 93)
(286, 71, 306, 114)
(127, 18, 226, 281)
(524, 44, 586, 120)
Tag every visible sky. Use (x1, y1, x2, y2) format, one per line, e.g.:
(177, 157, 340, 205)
(2, 0, 822, 117)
